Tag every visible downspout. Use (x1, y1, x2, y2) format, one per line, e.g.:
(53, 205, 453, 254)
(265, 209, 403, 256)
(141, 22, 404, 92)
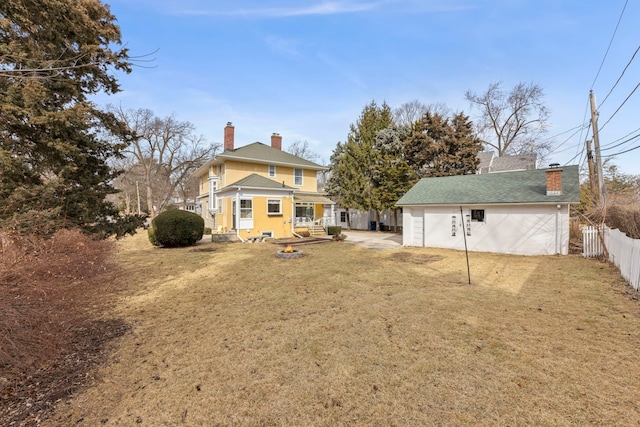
(555, 204, 561, 254)
(236, 188, 245, 243)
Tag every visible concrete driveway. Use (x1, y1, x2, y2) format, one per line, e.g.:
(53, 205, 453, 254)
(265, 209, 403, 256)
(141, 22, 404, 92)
(341, 230, 403, 250)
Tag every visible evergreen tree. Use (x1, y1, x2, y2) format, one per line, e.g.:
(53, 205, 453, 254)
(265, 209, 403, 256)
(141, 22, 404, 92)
(404, 111, 482, 178)
(0, 0, 144, 237)
(372, 126, 418, 230)
(326, 100, 396, 231)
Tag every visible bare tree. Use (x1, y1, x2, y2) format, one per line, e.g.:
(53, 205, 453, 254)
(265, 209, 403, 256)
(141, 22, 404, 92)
(110, 106, 220, 219)
(393, 100, 451, 127)
(286, 140, 320, 162)
(465, 81, 550, 158)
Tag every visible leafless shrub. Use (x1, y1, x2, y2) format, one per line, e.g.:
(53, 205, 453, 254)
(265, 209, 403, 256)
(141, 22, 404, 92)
(0, 229, 115, 379)
(589, 204, 640, 239)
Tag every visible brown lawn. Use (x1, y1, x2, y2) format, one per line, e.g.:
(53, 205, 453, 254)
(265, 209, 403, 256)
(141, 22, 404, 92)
(44, 233, 640, 426)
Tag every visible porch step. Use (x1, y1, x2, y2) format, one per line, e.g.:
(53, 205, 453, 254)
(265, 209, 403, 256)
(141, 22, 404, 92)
(308, 224, 326, 236)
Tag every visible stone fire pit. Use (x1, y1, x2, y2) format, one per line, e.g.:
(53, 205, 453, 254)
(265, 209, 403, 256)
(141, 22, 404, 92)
(276, 245, 304, 259)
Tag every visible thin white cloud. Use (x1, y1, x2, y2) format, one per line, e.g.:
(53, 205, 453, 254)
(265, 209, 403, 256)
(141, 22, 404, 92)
(265, 35, 301, 57)
(179, 1, 383, 18)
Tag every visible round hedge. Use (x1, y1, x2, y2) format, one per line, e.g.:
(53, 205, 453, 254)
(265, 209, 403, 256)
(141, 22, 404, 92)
(150, 209, 204, 247)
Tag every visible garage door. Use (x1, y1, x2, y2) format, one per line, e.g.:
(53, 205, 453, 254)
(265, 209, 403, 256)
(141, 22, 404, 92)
(411, 212, 424, 246)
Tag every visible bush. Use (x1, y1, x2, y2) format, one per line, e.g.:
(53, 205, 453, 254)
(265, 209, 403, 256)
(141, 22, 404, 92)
(204, 227, 212, 235)
(298, 230, 311, 237)
(147, 227, 160, 246)
(327, 226, 342, 235)
(332, 233, 347, 241)
(151, 210, 204, 247)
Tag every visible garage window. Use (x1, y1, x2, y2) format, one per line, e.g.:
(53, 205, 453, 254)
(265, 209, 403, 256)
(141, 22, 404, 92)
(471, 209, 485, 222)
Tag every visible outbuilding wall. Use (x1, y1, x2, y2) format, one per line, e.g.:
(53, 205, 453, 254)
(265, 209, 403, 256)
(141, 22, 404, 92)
(402, 204, 571, 255)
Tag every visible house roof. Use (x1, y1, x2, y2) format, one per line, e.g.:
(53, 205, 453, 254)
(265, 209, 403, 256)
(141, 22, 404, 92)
(396, 165, 580, 206)
(491, 153, 537, 172)
(193, 142, 326, 177)
(476, 151, 537, 174)
(223, 173, 296, 191)
(294, 194, 335, 204)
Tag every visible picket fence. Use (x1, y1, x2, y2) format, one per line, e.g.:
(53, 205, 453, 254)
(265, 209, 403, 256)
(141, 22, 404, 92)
(582, 225, 640, 291)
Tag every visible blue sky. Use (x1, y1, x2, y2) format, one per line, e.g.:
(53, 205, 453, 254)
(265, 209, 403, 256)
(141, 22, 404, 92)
(98, 0, 640, 174)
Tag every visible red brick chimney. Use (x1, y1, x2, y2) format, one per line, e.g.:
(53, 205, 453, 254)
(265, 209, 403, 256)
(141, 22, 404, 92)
(271, 133, 282, 150)
(224, 122, 234, 151)
(546, 164, 563, 196)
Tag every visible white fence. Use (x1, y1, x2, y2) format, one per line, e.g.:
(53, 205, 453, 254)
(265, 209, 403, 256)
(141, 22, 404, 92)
(583, 225, 640, 291)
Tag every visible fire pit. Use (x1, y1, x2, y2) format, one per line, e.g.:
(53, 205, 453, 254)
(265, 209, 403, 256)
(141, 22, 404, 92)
(276, 244, 304, 259)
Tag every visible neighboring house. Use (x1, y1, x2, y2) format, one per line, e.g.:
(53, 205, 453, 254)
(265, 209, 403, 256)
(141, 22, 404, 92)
(477, 151, 537, 174)
(192, 123, 333, 240)
(396, 165, 580, 255)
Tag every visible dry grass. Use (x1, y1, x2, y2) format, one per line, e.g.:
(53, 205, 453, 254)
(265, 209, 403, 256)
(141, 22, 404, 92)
(46, 234, 640, 426)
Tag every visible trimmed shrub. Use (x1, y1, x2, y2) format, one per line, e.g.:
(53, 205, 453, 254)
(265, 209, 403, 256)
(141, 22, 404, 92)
(151, 210, 204, 247)
(327, 226, 342, 236)
(147, 227, 160, 246)
(204, 227, 212, 235)
(298, 230, 311, 237)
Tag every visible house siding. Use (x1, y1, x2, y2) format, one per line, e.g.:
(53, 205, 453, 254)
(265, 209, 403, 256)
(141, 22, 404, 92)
(402, 204, 571, 255)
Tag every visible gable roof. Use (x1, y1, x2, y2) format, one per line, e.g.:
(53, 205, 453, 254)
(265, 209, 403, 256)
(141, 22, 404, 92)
(223, 173, 296, 191)
(221, 142, 326, 169)
(476, 151, 537, 174)
(397, 165, 580, 206)
(193, 142, 326, 178)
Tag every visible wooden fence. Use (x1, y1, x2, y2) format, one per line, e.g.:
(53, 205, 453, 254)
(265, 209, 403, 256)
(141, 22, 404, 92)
(583, 225, 640, 291)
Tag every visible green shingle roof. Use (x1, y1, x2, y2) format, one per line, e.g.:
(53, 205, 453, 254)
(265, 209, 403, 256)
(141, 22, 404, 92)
(225, 173, 295, 190)
(218, 142, 326, 170)
(396, 165, 580, 206)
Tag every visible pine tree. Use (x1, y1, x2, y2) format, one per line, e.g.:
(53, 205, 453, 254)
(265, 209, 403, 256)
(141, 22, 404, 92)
(0, 0, 144, 237)
(326, 100, 398, 231)
(404, 112, 482, 178)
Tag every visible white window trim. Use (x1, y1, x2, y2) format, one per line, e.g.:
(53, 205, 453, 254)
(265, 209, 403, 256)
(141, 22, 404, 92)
(294, 168, 303, 186)
(268, 164, 276, 178)
(267, 198, 282, 215)
(208, 177, 218, 211)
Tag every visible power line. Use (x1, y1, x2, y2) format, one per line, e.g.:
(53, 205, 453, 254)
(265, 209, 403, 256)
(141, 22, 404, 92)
(602, 134, 640, 157)
(598, 45, 640, 108)
(601, 131, 640, 152)
(599, 81, 640, 131)
(600, 126, 640, 150)
(591, 0, 629, 89)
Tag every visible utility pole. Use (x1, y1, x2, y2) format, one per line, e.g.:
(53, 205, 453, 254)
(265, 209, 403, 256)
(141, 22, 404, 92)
(585, 139, 596, 205)
(589, 90, 606, 205)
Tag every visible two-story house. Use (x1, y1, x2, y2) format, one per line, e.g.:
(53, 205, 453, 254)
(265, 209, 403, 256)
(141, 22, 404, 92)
(192, 123, 333, 241)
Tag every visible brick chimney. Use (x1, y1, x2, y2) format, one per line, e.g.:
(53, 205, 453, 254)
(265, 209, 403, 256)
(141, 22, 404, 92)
(546, 163, 563, 196)
(224, 122, 234, 151)
(271, 132, 282, 150)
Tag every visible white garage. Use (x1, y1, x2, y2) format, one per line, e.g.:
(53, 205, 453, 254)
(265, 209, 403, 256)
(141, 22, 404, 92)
(396, 166, 580, 256)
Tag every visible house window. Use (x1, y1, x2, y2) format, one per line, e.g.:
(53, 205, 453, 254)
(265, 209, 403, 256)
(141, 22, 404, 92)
(267, 198, 282, 215)
(294, 168, 303, 186)
(471, 209, 485, 222)
(268, 165, 276, 177)
(340, 211, 346, 222)
(261, 231, 273, 238)
(240, 199, 253, 218)
(208, 179, 218, 211)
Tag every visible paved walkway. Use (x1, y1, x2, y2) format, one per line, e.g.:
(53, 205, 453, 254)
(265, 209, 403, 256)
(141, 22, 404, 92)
(341, 230, 402, 250)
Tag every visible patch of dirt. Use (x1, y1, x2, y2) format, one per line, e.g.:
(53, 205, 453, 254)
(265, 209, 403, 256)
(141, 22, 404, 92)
(391, 252, 443, 264)
(0, 319, 129, 426)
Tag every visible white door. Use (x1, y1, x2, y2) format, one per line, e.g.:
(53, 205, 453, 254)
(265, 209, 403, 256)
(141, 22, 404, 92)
(411, 211, 424, 246)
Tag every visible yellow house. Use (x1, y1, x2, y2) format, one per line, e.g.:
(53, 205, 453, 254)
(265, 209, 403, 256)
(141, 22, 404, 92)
(192, 123, 334, 240)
